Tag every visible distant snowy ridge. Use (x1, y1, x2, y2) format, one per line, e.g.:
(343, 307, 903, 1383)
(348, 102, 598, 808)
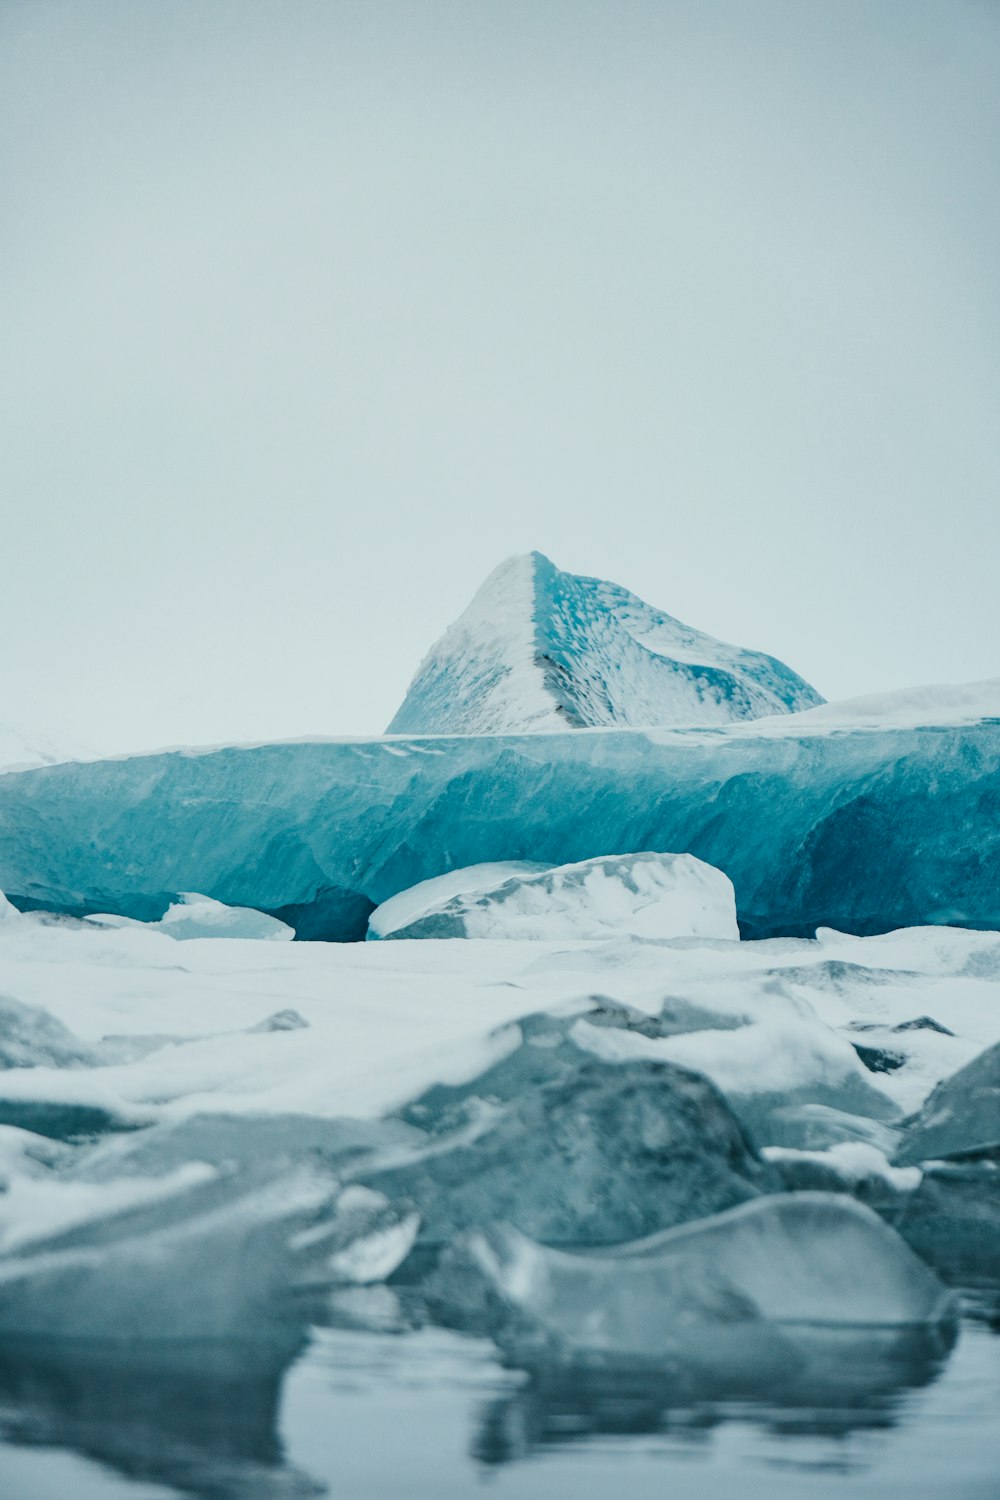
(387, 551, 822, 734)
(774, 677, 1000, 732)
(0, 716, 90, 774)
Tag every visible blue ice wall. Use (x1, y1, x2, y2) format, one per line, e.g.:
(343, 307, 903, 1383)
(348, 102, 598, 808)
(0, 719, 997, 940)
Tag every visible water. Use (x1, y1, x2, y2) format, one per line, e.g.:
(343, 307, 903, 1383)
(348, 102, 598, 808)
(0, 1294, 997, 1500)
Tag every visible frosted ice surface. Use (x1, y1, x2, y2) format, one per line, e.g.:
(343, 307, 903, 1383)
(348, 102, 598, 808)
(369, 852, 739, 942)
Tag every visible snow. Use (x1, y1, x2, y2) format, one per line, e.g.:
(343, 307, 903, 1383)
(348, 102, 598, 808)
(0, 1163, 216, 1254)
(0, 914, 997, 1134)
(369, 852, 739, 942)
(742, 676, 1000, 736)
(387, 551, 821, 734)
(388, 554, 562, 735)
(0, 890, 22, 927)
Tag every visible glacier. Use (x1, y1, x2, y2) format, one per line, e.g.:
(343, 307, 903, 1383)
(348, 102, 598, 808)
(387, 551, 822, 734)
(368, 851, 739, 941)
(0, 695, 998, 939)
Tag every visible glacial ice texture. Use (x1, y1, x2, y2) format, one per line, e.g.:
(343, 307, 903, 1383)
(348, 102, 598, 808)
(1, 713, 998, 939)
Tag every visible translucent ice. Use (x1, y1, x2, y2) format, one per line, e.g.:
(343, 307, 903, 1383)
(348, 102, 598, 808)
(443, 1194, 956, 1362)
(0, 1162, 416, 1341)
(369, 852, 738, 942)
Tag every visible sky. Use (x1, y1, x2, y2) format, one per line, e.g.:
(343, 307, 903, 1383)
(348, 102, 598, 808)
(2, 0, 998, 755)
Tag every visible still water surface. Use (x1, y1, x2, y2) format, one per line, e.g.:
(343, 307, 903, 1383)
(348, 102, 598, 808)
(0, 1295, 997, 1499)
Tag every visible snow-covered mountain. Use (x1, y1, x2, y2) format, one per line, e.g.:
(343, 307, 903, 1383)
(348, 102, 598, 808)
(387, 552, 822, 734)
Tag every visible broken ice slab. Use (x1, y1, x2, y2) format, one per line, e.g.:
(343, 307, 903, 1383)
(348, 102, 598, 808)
(436, 1193, 956, 1365)
(0, 1161, 417, 1342)
(368, 851, 739, 942)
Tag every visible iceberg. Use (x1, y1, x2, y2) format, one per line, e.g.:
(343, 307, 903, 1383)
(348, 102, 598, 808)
(0, 701, 998, 939)
(387, 552, 822, 733)
(369, 852, 739, 942)
(436, 1194, 956, 1363)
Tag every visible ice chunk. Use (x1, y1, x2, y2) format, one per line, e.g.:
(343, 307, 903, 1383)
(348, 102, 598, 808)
(387, 551, 821, 734)
(66, 1112, 427, 1183)
(0, 995, 95, 1070)
(294, 1185, 420, 1286)
(0, 1162, 218, 1254)
(2, 705, 996, 940)
(361, 1058, 774, 1246)
(86, 892, 295, 942)
(570, 999, 900, 1144)
(894, 1040, 1000, 1165)
(761, 1142, 921, 1194)
(0, 1161, 353, 1341)
(369, 852, 739, 942)
(762, 1102, 901, 1154)
(397, 1001, 735, 1135)
(368, 861, 547, 938)
(888, 1159, 1000, 1282)
(441, 1194, 955, 1363)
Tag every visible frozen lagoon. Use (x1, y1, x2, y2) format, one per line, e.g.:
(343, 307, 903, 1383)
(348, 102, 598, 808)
(0, 915, 998, 1496)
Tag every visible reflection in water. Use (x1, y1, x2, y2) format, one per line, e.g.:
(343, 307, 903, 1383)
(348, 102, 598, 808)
(472, 1322, 958, 1468)
(0, 1311, 975, 1498)
(0, 1334, 323, 1500)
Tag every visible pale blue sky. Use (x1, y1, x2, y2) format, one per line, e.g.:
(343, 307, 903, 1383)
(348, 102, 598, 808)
(2, 0, 998, 752)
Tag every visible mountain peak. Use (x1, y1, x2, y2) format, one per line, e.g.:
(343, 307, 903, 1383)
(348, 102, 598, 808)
(387, 555, 822, 735)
